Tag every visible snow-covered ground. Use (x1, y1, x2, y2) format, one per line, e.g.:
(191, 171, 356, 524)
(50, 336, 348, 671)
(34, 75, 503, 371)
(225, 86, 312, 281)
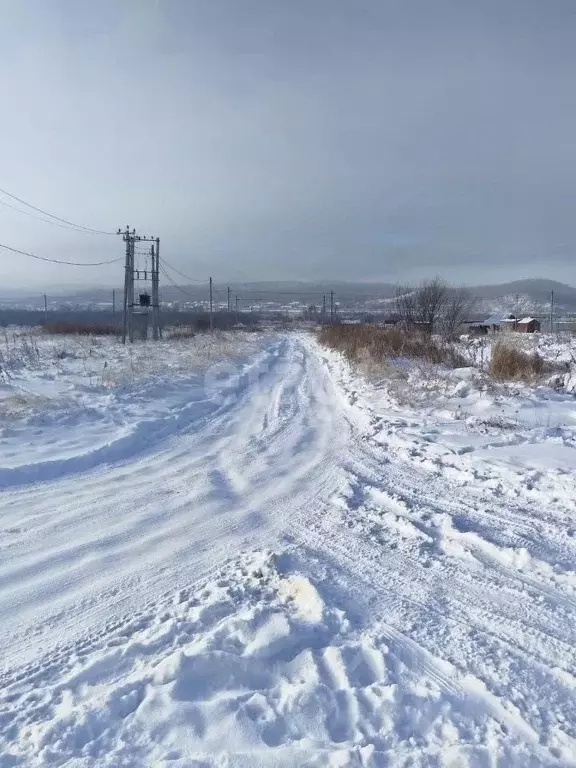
(1, 331, 576, 767)
(459, 331, 576, 371)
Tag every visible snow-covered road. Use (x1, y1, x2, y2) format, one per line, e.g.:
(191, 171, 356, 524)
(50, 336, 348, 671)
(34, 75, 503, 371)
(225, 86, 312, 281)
(1, 333, 575, 766)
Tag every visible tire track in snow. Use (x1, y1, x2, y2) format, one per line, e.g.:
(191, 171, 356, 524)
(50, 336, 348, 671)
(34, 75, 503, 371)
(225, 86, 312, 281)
(1, 332, 575, 764)
(0, 335, 349, 670)
(284, 335, 576, 756)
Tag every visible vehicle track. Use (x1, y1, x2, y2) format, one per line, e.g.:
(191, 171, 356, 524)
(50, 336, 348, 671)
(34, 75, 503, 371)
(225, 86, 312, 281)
(1, 332, 575, 762)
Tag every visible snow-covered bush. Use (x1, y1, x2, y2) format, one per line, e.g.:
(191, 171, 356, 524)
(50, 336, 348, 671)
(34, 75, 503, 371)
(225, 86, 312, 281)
(318, 324, 467, 368)
(0, 332, 41, 376)
(490, 342, 544, 381)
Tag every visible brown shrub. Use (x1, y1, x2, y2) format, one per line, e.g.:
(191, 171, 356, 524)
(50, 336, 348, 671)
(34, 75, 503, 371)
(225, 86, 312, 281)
(490, 342, 544, 381)
(166, 326, 196, 340)
(318, 324, 466, 368)
(44, 321, 120, 336)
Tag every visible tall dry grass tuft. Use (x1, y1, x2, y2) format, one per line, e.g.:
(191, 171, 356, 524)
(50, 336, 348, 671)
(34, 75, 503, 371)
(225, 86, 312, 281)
(490, 342, 544, 381)
(166, 326, 196, 340)
(44, 321, 120, 336)
(318, 324, 466, 368)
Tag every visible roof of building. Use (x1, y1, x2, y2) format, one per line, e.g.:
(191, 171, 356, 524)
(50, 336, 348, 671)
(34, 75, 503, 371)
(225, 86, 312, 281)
(518, 317, 538, 324)
(484, 313, 517, 326)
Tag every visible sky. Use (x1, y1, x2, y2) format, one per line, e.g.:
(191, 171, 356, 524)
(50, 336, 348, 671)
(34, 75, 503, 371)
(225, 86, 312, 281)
(1, 0, 576, 290)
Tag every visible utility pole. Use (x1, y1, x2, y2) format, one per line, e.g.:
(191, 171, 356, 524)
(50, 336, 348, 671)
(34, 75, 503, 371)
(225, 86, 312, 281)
(44, 294, 48, 325)
(152, 238, 161, 340)
(209, 277, 213, 332)
(550, 289, 555, 334)
(322, 294, 326, 318)
(121, 226, 132, 344)
(235, 295, 239, 323)
(112, 289, 116, 318)
(330, 290, 334, 324)
(119, 226, 159, 344)
(227, 286, 231, 313)
(128, 235, 136, 342)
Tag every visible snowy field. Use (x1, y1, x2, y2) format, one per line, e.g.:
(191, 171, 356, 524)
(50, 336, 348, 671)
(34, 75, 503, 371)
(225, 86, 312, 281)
(459, 331, 576, 378)
(1, 330, 576, 766)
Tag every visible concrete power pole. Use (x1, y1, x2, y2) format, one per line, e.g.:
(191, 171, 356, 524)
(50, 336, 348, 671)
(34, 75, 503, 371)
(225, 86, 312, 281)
(152, 238, 161, 340)
(330, 290, 334, 324)
(550, 289, 555, 334)
(227, 286, 231, 313)
(236, 295, 239, 323)
(112, 289, 116, 318)
(119, 226, 159, 344)
(121, 227, 134, 344)
(209, 277, 213, 332)
(44, 294, 48, 325)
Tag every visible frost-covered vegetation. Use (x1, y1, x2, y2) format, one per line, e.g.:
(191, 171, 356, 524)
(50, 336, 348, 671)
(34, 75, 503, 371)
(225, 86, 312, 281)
(2, 331, 576, 766)
(0, 327, 266, 419)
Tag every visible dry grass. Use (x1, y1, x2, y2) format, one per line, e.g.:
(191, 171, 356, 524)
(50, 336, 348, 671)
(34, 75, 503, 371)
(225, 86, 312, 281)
(44, 321, 120, 336)
(166, 326, 196, 340)
(318, 324, 467, 368)
(490, 342, 545, 381)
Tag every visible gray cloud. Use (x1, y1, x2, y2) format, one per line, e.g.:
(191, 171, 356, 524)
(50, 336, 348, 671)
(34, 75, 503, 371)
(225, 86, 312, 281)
(1, 0, 575, 289)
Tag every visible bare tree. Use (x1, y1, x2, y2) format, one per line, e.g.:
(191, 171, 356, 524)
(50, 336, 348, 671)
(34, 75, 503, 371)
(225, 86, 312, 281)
(439, 286, 475, 340)
(396, 277, 448, 335)
(395, 284, 417, 327)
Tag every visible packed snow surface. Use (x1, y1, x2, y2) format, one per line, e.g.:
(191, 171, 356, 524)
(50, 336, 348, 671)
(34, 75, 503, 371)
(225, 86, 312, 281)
(1, 331, 576, 766)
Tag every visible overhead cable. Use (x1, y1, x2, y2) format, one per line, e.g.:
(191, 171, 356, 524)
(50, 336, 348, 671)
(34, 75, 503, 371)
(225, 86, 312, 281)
(160, 257, 208, 283)
(0, 241, 123, 266)
(0, 198, 106, 234)
(0, 184, 116, 235)
(159, 265, 203, 300)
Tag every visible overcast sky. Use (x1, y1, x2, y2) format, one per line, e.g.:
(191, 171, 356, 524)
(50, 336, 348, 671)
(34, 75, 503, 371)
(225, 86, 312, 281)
(1, 0, 576, 290)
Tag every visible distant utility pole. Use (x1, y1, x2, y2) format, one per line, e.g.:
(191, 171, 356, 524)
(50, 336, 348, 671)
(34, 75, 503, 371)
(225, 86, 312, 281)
(44, 294, 48, 325)
(330, 290, 334, 323)
(152, 239, 160, 340)
(118, 226, 160, 344)
(227, 286, 231, 313)
(209, 277, 213, 332)
(112, 289, 116, 317)
(322, 294, 326, 317)
(235, 295, 239, 323)
(550, 289, 555, 334)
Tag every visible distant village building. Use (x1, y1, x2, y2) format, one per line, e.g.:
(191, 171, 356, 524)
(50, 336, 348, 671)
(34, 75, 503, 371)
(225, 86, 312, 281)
(466, 321, 489, 335)
(484, 313, 518, 333)
(465, 313, 543, 335)
(517, 317, 541, 333)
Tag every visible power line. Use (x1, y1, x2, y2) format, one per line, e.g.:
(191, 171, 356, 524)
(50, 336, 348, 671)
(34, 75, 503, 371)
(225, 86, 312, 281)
(160, 257, 208, 283)
(0, 198, 104, 234)
(0, 184, 116, 235)
(0, 241, 123, 267)
(159, 265, 204, 300)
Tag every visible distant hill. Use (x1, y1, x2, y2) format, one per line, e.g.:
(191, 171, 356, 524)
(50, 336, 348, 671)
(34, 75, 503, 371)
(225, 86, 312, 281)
(471, 279, 576, 316)
(3, 278, 576, 314)
(474, 278, 576, 303)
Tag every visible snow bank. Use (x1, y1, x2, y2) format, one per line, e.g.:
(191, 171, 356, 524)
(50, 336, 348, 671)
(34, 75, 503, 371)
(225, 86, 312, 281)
(0, 330, 269, 485)
(1, 551, 557, 767)
(2, 332, 576, 766)
(320, 331, 576, 517)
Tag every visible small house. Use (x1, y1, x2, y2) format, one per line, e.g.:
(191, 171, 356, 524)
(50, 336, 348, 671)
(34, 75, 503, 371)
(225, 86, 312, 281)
(484, 313, 517, 333)
(517, 317, 541, 333)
